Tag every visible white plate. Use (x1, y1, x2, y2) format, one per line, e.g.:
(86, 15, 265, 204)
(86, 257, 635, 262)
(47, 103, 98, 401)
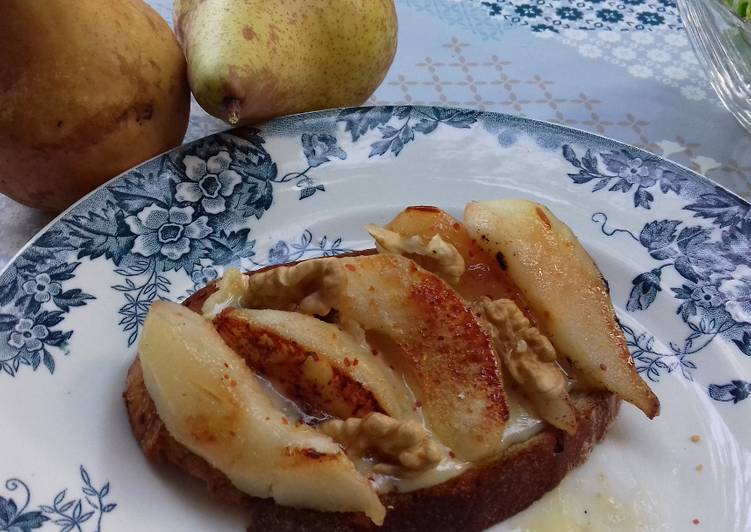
(1, 107, 749, 531)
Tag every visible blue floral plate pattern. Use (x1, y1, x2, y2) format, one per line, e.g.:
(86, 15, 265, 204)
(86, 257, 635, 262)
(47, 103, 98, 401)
(1, 107, 748, 531)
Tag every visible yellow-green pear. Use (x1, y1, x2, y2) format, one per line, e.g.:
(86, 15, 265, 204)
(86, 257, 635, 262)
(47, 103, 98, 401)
(0, 0, 190, 213)
(174, 0, 397, 124)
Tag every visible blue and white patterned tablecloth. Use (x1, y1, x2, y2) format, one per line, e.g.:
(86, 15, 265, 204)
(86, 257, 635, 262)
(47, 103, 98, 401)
(2, 0, 749, 269)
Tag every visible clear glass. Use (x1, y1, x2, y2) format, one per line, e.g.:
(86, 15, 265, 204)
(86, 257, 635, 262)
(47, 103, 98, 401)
(679, 0, 751, 132)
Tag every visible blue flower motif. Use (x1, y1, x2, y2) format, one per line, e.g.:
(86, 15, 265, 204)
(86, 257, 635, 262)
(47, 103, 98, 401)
(732, 333, 751, 357)
(0, 467, 116, 532)
(268, 241, 291, 264)
(175, 151, 241, 214)
(514, 4, 542, 18)
(686, 187, 750, 228)
(481, 1, 503, 16)
(191, 266, 219, 287)
(0, 494, 47, 531)
(301, 133, 346, 168)
(21, 273, 62, 303)
(126, 205, 211, 261)
(627, 269, 662, 311)
(690, 284, 725, 309)
(720, 265, 751, 324)
(483, 0, 678, 31)
(498, 128, 520, 147)
(676, 228, 734, 281)
(555, 6, 583, 21)
(709, 380, 751, 403)
(637, 11, 665, 25)
(720, 219, 751, 261)
(604, 152, 656, 188)
(249, 230, 353, 269)
(8, 319, 48, 352)
(531, 23, 558, 32)
(596, 8, 624, 23)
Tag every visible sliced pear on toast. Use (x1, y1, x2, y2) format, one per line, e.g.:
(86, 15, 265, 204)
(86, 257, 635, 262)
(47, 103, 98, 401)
(229, 254, 508, 461)
(213, 308, 416, 420)
(383, 206, 578, 433)
(334, 254, 508, 462)
(138, 301, 385, 524)
(464, 200, 659, 418)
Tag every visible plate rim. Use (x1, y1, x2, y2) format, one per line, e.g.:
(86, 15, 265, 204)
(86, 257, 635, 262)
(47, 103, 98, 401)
(1, 104, 745, 279)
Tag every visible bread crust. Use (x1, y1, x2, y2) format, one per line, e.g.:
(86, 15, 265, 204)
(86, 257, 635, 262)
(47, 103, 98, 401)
(124, 260, 620, 531)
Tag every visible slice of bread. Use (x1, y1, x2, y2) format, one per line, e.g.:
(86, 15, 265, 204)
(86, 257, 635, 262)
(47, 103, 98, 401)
(123, 264, 620, 531)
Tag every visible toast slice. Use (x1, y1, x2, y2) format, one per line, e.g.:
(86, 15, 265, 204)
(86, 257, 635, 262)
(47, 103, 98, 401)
(125, 310, 618, 532)
(124, 260, 619, 532)
(123, 201, 653, 530)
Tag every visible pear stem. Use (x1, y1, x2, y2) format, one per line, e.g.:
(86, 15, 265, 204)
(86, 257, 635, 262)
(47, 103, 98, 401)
(226, 99, 241, 125)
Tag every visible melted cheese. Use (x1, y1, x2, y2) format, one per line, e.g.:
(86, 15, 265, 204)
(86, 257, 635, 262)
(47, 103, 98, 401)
(202, 268, 248, 318)
(368, 389, 543, 494)
(499, 389, 546, 449)
(371, 453, 470, 494)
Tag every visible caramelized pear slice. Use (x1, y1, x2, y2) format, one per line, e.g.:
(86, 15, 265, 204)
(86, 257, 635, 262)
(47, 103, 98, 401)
(382, 206, 576, 432)
(139, 301, 385, 524)
(334, 254, 508, 462)
(383, 206, 527, 305)
(213, 308, 416, 420)
(464, 200, 659, 418)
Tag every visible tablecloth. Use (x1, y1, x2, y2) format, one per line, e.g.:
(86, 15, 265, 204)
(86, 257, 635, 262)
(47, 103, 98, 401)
(2, 0, 749, 270)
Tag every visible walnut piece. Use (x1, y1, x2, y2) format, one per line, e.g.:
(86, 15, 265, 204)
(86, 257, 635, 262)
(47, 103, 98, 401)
(481, 298, 560, 390)
(320, 413, 443, 475)
(248, 258, 347, 315)
(476, 298, 577, 433)
(366, 224, 465, 284)
(202, 259, 347, 318)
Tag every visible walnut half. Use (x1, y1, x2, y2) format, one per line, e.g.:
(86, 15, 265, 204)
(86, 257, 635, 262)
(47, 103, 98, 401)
(476, 298, 578, 434)
(366, 224, 465, 285)
(320, 413, 443, 475)
(202, 260, 347, 319)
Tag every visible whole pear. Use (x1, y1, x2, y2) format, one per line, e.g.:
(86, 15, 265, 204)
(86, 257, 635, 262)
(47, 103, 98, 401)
(174, 0, 397, 124)
(0, 0, 190, 213)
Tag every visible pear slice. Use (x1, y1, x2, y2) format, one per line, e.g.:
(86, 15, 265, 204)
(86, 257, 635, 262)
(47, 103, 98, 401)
(213, 308, 416, 420)
(382, 206, 577, 433)
(228, 254, 508, 462)
(138, 301, 385, 524)
(334, 254, 508, 462)
(383, 206, 527, 304)
(464, 200, 659, 418)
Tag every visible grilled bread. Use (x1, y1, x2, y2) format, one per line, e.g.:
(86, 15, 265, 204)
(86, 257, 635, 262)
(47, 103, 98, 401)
(123, 200, 657, 531)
